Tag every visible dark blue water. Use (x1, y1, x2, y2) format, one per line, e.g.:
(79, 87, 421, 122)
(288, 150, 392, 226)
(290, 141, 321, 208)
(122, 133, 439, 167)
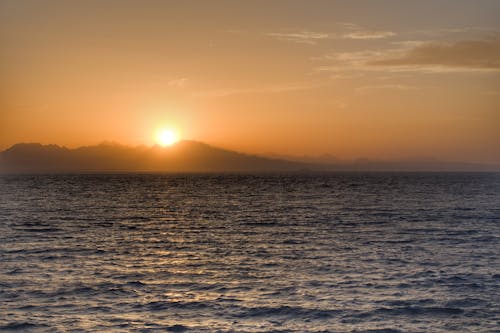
(1, 173, 499, 332)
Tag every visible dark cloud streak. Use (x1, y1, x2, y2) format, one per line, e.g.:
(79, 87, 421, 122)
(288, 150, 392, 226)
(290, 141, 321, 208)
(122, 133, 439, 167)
(368, 39, 500, 69)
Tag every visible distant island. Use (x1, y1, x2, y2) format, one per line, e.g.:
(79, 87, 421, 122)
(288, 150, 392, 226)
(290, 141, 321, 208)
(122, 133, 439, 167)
(0, 141, 498, 173)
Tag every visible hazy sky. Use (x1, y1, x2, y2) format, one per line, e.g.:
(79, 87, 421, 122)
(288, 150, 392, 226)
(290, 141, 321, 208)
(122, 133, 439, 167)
(1, 0, 499, 162)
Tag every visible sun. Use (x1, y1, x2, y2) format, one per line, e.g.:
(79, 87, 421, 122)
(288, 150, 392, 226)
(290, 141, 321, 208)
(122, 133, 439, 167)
(156, 129, 179, 146)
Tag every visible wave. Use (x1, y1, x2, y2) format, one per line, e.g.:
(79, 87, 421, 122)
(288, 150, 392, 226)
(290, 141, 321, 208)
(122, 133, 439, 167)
(235, 305, 342, 318)
(361, 306, 464, 317)
(0, 322, 47, 331)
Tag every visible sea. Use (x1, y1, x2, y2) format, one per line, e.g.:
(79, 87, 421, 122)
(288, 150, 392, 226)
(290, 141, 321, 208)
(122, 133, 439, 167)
(0, 173, 499, 332)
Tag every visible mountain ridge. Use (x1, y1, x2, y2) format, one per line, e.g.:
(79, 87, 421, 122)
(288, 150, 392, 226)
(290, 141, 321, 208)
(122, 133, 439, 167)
(0, 141, 310, 173)
(1, 141, 499, 173)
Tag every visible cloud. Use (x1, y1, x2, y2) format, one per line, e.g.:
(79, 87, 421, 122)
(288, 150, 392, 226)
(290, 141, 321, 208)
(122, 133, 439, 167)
(265, 25, 395, 44)
(343, 30, 395, 40)
(356, 84, 420, 93)
(329, 73, 365, 80)
(167, 78, 188, 87)
(336, 22, 395, 40)
(266, 31, 330, 45)
(409, 26, 500, 38)
(194, 82, 322, 98)
(368, 39, 500, 70)
(313, 50, 388, 72)
(314, 39, 500, 73)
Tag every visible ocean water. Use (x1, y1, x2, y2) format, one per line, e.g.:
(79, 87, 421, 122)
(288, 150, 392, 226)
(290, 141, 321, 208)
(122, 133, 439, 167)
(0, 173, 499, 333)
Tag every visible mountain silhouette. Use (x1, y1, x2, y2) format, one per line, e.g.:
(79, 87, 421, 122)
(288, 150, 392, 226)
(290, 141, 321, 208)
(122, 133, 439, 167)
(0, 141, 309, 173)
(0, 141, 498, 173)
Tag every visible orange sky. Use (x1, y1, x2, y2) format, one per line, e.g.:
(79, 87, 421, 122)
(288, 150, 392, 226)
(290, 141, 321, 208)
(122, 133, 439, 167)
(1, 0, 499, 163)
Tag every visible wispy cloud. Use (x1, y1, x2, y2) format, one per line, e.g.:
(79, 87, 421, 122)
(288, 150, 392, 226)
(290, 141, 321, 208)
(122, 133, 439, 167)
(266, 31, 330, 45)
(329, 73, 365, 80)
(356, 84, 420, 93)
(167, 77, 188, 87)
(313, 50, 388, 72)
(265, 24, 395, 45)
(315, 39, 500, 73)
(336, 22, 395, 40)
(409, 26, 500, 38)
(343, 30, 395, 40)
(194, 82, 322, 98)
(368, 39, 500, 70)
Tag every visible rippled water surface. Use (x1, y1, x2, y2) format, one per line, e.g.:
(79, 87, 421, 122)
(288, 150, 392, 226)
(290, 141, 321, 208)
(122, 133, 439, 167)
(1, 173, 499, 332)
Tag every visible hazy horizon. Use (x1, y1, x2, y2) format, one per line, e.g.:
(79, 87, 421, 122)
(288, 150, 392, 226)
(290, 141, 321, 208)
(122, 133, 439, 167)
(2, 141, 500, 173)
(1, 0, 499, 163)
(3, 139, 500, 164)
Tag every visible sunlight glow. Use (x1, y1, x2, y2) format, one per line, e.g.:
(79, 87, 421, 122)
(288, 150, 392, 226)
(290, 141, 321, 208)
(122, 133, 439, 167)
(156, 129, 179, 146)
